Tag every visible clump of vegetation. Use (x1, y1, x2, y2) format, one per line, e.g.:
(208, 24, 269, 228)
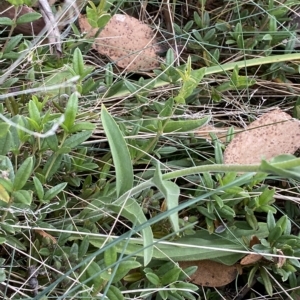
(0, 0, 300, 299)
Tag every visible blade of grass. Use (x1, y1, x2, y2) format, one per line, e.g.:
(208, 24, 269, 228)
(152, 164, 180, 233)
(101, 105, 133, 196)
(31, 172, 255, 300)
(101, 106, 153, 265)
(108, 198, 154, 266)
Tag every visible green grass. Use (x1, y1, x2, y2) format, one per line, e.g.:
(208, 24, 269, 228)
(0, 0, 300, 299)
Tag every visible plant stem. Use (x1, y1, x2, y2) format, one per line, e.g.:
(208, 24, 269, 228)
(110, 53, 300, 99)
(115, 158, 300, 205)
(2, 6, 18, 53)
(161, 163, 258, 180)
(162, 158, 300, 180)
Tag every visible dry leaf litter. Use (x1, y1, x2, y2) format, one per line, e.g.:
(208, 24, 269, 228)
(224, 109, 300, 164)
(179, 260, 239, 287)
(79, 14, 162, 71)
(240, 254, 263, 266)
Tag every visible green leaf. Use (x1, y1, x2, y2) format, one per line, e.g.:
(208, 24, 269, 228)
(105, 64, 113, 86)
(73, 48, 85, 78)
(69, 122, 96, 133)
(276, 215, 290, 234)
(268, 226, 282, 244)
(13, 157, 33, 190)
(143, 116, 210, 133)
(0, 17, 13, 26)
(248, 265, 258, 287)
(0, 123, 10, 138)
(45, 130, 59, 151)
(158, 289, 168, 300)
(33, 176, 44, 201)
(28, 100, 41, 124)
(44, 182, 67, 201)
(246, 212, 258, 230)
(163, 116, 210, 133)
(124, 80, 138, 94)
(267, 211, 276, 232)
(12, 190, 32, 205)
(217, 205, 235, 219)
(69, 243, 79, 261)
(90, 223, 269, 265)
(15, 116, 29, 144)
(101, 105, 133, 196)
(293, 96, 300, 119)
(107, 198, 153, 266)
(0, 268, 6, 282)
(106, 285, 124, 300)
(146, 272, 160, 285)
(39, 248, 50, 256)
(105, 80, 125, 97)
(4, 34, 23, 54)
(78, 236, 89, 258)
(161, 266, 181, 285)
(260, 267, 273, 296)
(0, 184, 9, 203)
(175, 66, 206, 104)
(63, 131, 93, 148)
(156, 261, 174, 276)
(57, 224, 73, 245)
(0, 131, 12, 155)
(1, 222, 15, 234)
(174, 281, 198, 291)
(152, 164, 180, 233)
(163, 117, 210, 133)
(197, 206, 216, 220)
(76, 162, 98, 171)
(104, 241, 117, 267)
(86, 6, 98, 28)
(97, 13, 111, 28)
(5, 235, 26, 250)
(42, 154, 63, 180)
(258, 188, 275, 206)
(159, 97, 174, 118)
(156, 146, 177, 155)
(56, 147, 71, 154)
(165, 48, 175, 67)
(258, 205, 276, 214)
(112, 260, 141, 283)
(259, 155, 300, 180)
(63, 93, 78, 131)
(27, 118, 40, 131)
(83, 260, 104, 293)
(16, 12, 42, 24)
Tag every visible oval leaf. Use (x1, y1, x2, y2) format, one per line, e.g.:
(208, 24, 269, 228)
(16, 12, 42, 24)
(0, 17, 13, 26)
(163, 116, 210, 133)
(63, 92, 78, 131)
(13, 157, 33, 190)
(44, 182, 67, 201)
(0, 184, 9, 203)
(178, 260, 239, 287)
(108, 198, 153, 266)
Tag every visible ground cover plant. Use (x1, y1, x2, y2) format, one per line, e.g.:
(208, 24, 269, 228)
(0, 0, 300, 299)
